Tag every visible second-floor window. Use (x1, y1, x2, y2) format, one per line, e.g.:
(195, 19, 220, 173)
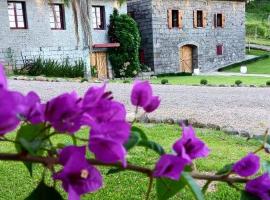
(92, 6, 105, 30)
(8, 1, 27, 29)
(49, 4, 65, 30)
(194, 10, 206, 28)
(214, 13, 225, 28)
(167, 9, 183, 29)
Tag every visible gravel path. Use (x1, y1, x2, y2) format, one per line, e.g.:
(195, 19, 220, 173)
(9, 80, 270, 135)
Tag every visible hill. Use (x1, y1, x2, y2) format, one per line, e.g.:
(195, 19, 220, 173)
(246, 0, 270, 45)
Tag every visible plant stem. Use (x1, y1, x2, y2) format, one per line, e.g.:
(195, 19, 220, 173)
(0, 153, 250, 183)
(145, 176, 154, 200)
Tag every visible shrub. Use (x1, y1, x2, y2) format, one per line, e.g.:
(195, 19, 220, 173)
(161, 79, 169, 85)
(108, 9, 141, 78)
(14, 57, 85, 78)
(235, 80, 243, 86)
(200, 79, 208, 85)
(91, 66, 98, 78)
(123, 80, 131, 83)
(266, 81, 270, 86)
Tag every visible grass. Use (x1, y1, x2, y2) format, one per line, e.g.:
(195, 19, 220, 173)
(246, 37, 270, 46)
(222, 49, 270, 74)
(0, 123, 267, 200)
(113, 75, 270, 86)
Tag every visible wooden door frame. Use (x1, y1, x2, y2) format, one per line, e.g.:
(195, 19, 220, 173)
(179, 44, 198, 73)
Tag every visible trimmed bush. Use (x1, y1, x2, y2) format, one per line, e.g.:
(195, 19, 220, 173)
(123, 80, 131, 84)
(200, 79, 208, 85)
(266, 81, 270, 86)
(108, 9, 141, 78)
(14, 57, 85, 78)
(156, 72, 192, 78)
(235, 80, 243, 86)
(161, 79, 169, 85)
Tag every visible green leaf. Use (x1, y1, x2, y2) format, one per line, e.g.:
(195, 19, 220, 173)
(240, 191, 260, 200)
(137, 140, 165, 155)
(156, 177, 186, 200)
(124, 131, 140, 151)
(25, 181, 63, 200)
(216, 163, 233, 175)
(15, 124, 48, 176)
(202, 181, 211, 194)
(262, 160, 270, 174)
(16, 123, 47, 155)
(131, 126, 148, 140)
(182, 172, 204, 200)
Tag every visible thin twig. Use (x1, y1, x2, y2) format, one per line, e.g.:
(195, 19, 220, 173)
(145, 176, 154, 200)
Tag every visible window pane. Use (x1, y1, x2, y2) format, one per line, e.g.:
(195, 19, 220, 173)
(9, 16, 15, 22)
(15, 3, 22, 9)
(50, 4, 64, 29)
(18, 21, 25, 28)
(17, 16, 24, 22)
(9, 21, 16, 28)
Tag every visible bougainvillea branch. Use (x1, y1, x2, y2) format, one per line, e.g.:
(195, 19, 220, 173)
(0, 63, 270, 200)
(0, 153, 250, 183)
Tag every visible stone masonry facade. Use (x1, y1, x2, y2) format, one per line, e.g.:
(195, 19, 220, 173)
(0, 0, 126, 75)
(0, 0, 88, 69)
(128, 0, 246, 73)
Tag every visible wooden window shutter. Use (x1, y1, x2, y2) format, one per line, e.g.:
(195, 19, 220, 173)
(168, 9, 172, 29)
(213, 14, 217, 28)
(193, 10, 197, 28)
(178, 10, 183, 29)
(222, 13, 225, 28)
(203, 11, 207, 28)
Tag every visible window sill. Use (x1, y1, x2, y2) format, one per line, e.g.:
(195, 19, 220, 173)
(10, 28, 28, 30)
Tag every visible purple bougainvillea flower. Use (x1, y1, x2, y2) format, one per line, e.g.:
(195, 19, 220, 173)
(23, 92, 45, 124)
(173, 125, 210, 162)
(0, 63, 7, 89)
(0, 90, 25, 135)
(85, 99, 126, 124)
(246, 173, 270, 200)
(143, 96, 161, 113)
(232, 153, 260, 177)
(45, 92, 82, 133)
(82, 85, 106, 110)
(89, 136, 127, 167)
(154, 154, 190, 180)
(54, 146, 103, 200)
(90, 121, 130, 144)
(131, 80, 153, 107)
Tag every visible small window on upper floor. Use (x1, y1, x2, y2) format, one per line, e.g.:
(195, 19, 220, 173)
(49, 4, 65, 30)
(194, 10, 207, 28)
(216, 44, 223, 56)
(8, 1, 27, 29)
(167, 9, 183, 29)
(214, 13, 225, 28)
(197, 10, 203, 27)
(92, 6, 105, 30)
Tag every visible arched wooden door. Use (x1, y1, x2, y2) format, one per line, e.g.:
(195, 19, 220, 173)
(180, 46, 193, 73)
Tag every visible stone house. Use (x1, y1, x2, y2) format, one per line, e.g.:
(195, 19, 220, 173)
(0, 0, 127, 78)
(128, 0, 246, 73)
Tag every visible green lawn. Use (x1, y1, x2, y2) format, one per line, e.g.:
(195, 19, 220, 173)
(246, 37, 270, 47)
(222, 49, 270, 74)
(114, 75, 270, 86)
(0, 124, 267, 200)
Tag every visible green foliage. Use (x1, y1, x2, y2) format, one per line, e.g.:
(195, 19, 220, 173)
(156, 72, 192, 77)
(156, 177, 186, 200)
(124, 126, 165, 155)
(200, 79, 208, 85)
(108, 9, 141, 78)
(25, 181, 63, 200)
(235, 80, 243, 86)
(91, 66, 98, 78)
(14, 57, 85, 78)
(266, 81, 270, 86)
(161, 79, 169, 85)
(123, 80, 131, 83)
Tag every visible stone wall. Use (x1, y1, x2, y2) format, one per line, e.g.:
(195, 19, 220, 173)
(128, 0, 246, 73)
(0, 0, 88, 68)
